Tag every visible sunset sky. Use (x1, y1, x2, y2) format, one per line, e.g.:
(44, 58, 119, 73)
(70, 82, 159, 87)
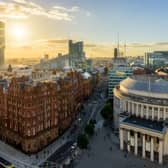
(1, 0, 168, 59)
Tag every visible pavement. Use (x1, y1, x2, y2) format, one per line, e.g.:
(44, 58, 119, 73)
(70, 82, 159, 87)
(74, 106, 164, 168)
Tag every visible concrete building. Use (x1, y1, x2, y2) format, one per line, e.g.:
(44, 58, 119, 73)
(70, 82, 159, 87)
(34, 40, 92, 72)
(35, 53, 69, 70)
(0, 21, 5, 66)
(113, 75, 168, 164)
(114, 48, 118, 59)
(145, 51, 168, 70)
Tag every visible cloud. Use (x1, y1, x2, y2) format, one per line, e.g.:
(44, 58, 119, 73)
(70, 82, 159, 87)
(53, 6, 80, 13)
(154, 42, 168, 46)
(0, 0, 80, 21)
(85, 44, 98, 48)
(12, 0, 27, 4)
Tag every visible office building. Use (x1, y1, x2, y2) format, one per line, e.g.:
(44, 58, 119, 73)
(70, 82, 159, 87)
(108, 66, 132, 99)
(145, 51, 168, 70)
(108, 49, 132, 99)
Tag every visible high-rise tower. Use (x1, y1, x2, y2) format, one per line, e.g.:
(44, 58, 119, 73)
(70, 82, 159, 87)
(114, 48, 118, 58)
(0, 21, 5, 66)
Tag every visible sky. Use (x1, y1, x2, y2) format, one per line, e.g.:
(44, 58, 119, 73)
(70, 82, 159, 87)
(1, 0, 168, 59)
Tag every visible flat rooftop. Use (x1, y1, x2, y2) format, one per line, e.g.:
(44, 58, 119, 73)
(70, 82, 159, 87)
(122, 116, 164, 133)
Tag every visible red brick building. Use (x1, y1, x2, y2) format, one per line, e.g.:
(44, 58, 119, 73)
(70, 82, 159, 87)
(0, 71, 93, 153)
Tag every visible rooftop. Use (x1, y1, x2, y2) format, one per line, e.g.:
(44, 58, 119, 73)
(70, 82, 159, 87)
(120, 75, 168, 94)
(122, 116, 164, 133)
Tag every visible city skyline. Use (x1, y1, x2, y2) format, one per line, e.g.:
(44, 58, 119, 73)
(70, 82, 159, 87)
(2, 0, 168, 58)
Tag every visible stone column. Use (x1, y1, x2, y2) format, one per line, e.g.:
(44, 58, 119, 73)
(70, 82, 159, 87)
(164, 108, 166, 120)
(146, 106, 149, 120)
(136, 104, 138, 116)
(136, 103, 139, 116)
(150, 137, 154, 162)
(127, 130, 130, 152)
(132, 103, 135, 115)
(124, 101, 127, 112)
(134, 132, 138, 155)
(120, 128, 124, 150)
(158, 108, 160, 121)
(128, 102, 130, 114)
(159, 140, 163, 164)
(152, 107, 154, 120)
(141, 104, 143, 118)
(142, 134, 146, 158)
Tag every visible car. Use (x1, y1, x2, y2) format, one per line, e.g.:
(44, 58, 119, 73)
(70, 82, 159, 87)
(0, 157, 15, 168)
(71, 142, 77, 150)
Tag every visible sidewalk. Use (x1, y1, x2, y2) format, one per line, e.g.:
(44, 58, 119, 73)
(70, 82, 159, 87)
(0, 130, 68, 167)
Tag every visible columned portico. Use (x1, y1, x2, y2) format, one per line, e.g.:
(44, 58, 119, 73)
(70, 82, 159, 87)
(119, 121, 165, 164)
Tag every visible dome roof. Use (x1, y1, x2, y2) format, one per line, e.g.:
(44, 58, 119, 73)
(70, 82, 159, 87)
(119, 75, 168, 98)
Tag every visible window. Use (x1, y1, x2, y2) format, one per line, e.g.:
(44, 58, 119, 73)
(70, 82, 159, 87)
(32, 128, 35, 136)
(27, 130, 31, 136)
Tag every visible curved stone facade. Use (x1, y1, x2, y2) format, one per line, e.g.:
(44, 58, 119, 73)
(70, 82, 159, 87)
(114, 75, 168, 130)
(113, 75, 168, 164)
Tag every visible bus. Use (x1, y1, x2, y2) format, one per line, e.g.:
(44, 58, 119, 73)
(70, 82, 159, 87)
(0, 157, 15, 168)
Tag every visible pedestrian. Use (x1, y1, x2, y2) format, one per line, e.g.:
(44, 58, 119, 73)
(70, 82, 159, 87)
(109, 146, 112, 151)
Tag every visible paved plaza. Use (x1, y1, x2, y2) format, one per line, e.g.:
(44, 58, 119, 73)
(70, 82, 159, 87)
(75, 120, 164, 168)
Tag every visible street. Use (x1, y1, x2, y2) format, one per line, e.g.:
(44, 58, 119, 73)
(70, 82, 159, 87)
(39, 74, 108, 167)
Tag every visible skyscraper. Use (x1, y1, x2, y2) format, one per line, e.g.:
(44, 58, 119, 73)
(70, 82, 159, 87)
(68, 40, 85, 66)
(0, 21, 5, 66)
(114, 48, 118, 58)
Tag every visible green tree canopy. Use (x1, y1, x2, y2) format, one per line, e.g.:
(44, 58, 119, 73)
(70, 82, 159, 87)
(101, 102, 113, 120)
(77, 134, 89, 149)
(85, 121, 95, 137)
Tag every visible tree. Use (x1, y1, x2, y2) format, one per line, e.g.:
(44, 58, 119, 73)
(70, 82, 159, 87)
(101, 102, 113, 120)
(104, 66, 108, 75)
(77, 134, 89, 149)
(89, 119, 96, 125)
(85, 122, 95, 137)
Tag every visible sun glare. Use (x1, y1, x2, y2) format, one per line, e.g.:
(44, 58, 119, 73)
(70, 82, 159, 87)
(11, 25, 27, 39)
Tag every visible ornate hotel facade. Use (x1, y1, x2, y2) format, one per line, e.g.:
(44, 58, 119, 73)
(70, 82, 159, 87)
(0, 71, 93, 153)
(113, 75, 168, 164)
